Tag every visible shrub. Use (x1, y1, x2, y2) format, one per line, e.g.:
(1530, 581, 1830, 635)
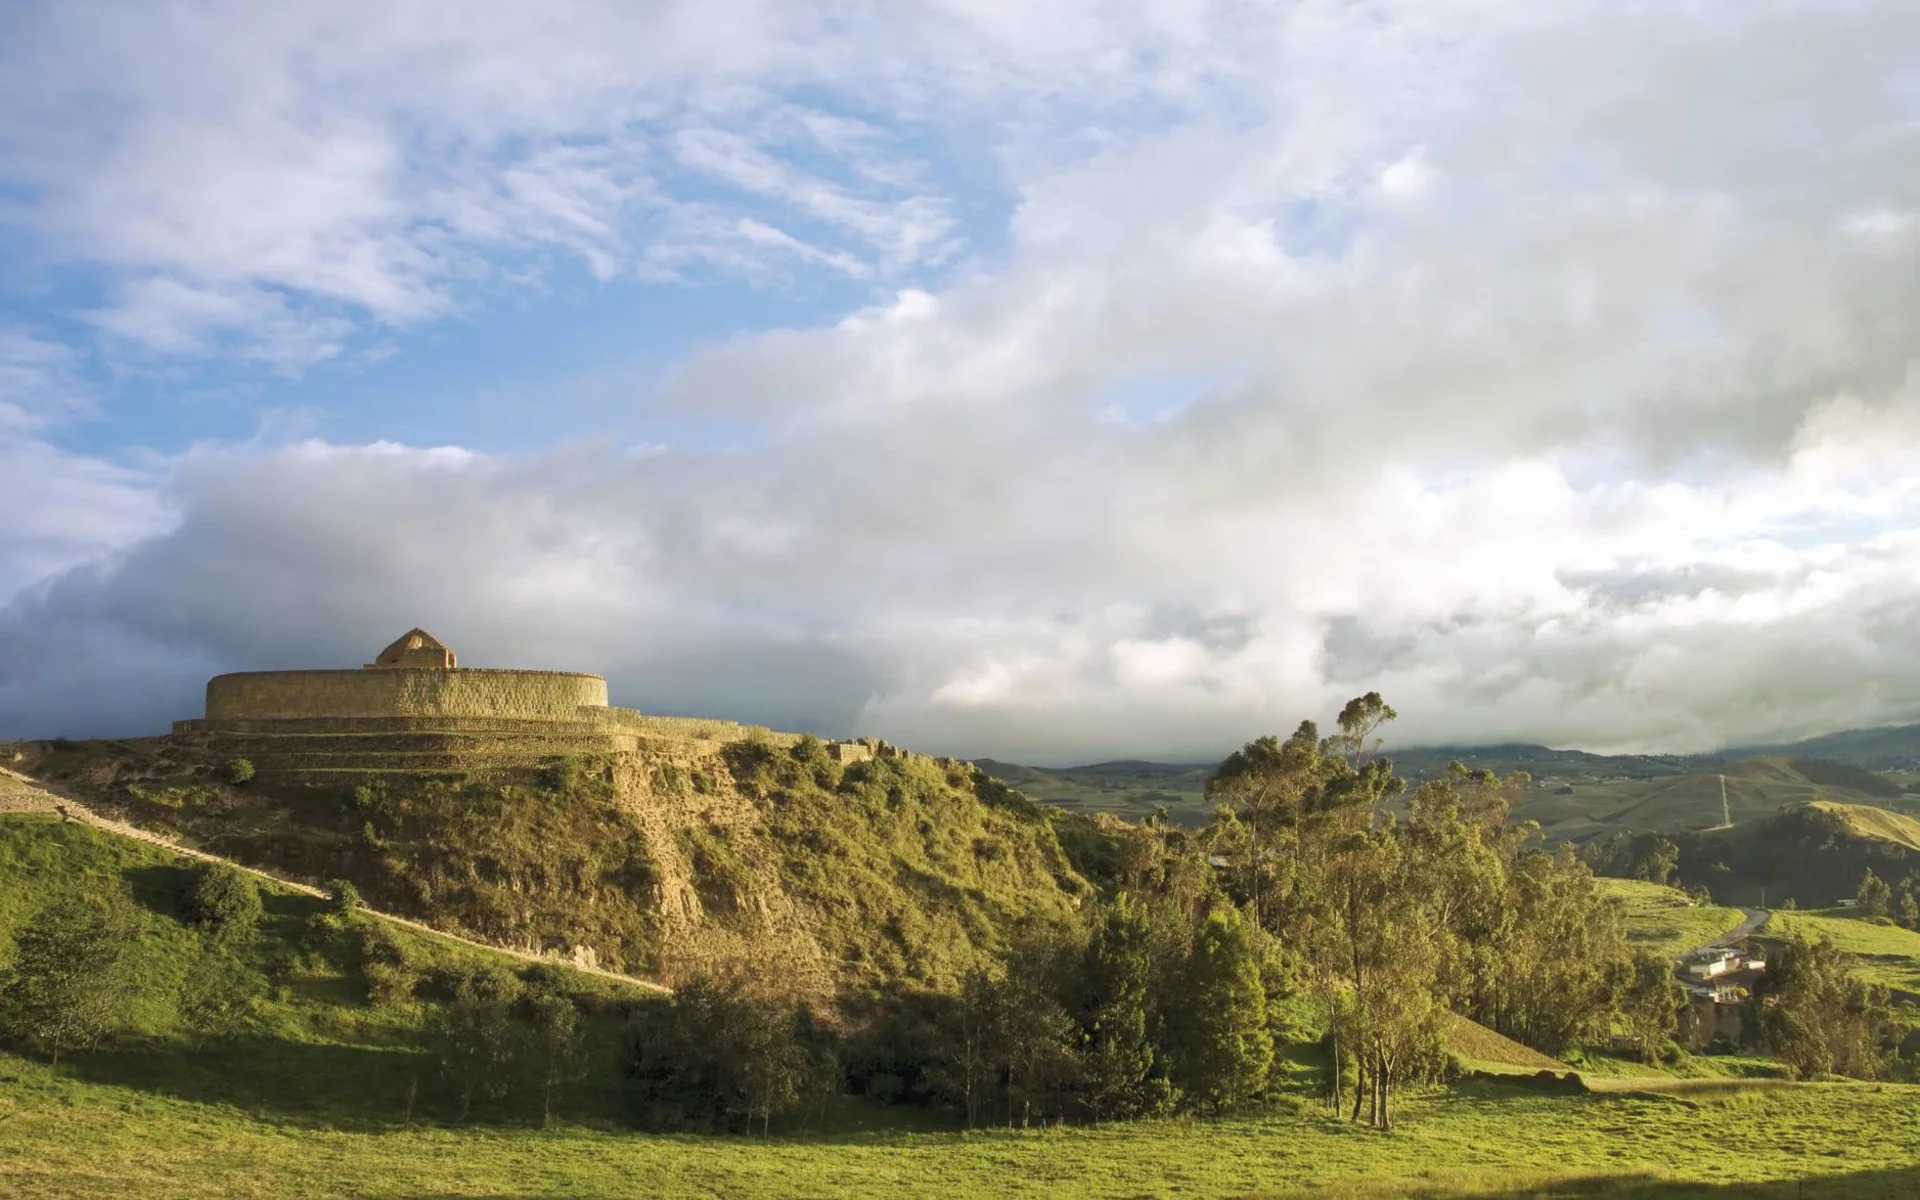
(185, 863, 263, 941)
(178, 952, 264, 1049)
(359, 922, 421, 1007)
(226, 758, 256, 785)
(324, 878, 363, 916)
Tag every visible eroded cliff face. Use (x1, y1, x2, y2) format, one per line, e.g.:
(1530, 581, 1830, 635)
(607, 743, 837, 995)
(6, 731, 1089, 1005)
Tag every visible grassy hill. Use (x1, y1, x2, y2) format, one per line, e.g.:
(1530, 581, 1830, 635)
(978, 744, 1919, 844)
(0, 813, 651, 1128)
(1511, 757, 1920, 844)
(6, 734, 1091, 1005)
(1667, 803, 1920, 910)
(1810, 800, 1920, 852)
(1763, 908, 1920, 994)
(1599, 878, 1748, 960)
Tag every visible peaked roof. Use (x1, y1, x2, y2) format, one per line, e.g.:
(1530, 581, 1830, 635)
(369, 628, 457, 668)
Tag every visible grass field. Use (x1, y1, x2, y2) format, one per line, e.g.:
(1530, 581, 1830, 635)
(3, 1057, 1917, 1199)
(1600, 878, 1747, 960)
(1762, 909, 1920, 992)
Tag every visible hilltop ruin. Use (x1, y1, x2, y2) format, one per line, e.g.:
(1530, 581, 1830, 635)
(170, 627, 877, 782)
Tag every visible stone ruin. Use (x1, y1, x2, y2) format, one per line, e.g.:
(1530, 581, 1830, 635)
(170, 628, 894, 785)
(173, 628, 742, 783)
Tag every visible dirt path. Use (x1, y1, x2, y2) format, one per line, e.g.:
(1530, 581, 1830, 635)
(1711, 907, 1769, 946)
(0, 766, 669, 995)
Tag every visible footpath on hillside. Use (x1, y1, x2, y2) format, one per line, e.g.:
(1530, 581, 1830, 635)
(0, 765, 669, 995)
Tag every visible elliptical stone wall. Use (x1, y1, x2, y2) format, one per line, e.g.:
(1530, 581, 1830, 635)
(172, 632, 666, 785)
(204, 667, 609, 722)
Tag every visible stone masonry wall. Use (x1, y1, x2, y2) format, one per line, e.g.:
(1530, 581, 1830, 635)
(206, 668, 609, 722)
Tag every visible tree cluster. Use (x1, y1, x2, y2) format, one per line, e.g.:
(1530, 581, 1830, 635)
(1201, 695, 1641, 1127)
(1753, 934, 1892, 1080)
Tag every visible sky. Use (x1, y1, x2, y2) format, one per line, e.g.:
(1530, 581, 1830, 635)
(1, 1, 1918, 765)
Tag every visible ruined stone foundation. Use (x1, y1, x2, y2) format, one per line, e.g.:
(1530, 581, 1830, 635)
(171, 628, 669, 783)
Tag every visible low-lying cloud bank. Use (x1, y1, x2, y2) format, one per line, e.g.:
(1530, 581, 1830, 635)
(6, 388, 1919, 764)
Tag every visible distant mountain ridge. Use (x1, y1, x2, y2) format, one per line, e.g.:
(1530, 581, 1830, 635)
(972, 720, 1920, 831)
(1723, 721, 1920, 770)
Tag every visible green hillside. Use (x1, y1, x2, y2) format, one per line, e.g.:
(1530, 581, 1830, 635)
(1599, 877, 1748, 960)
(1512, 757, 1920, 844)
(978, 745, 1918, 840)
(1811, 800, 1920, 852)
(8, 735, 1090, 1004)
(1653, 803, 1920, 910)
(0, 813, 651, 1128)
(8, 769, 1920, 1197)
(1763, 908, 1920, 993)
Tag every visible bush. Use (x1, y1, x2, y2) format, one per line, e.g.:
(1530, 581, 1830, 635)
(226, 758, 256, 785)
(359, 922, 421, 1007)
(185, 863, 263, 941)
(324, 878, 363, 916)
(178, 952, 264, 1049)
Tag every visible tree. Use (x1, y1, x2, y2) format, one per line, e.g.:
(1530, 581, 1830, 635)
(226, 758, 256, 785)
(928, 968, 1002, 1127)
(1856, 869, 1892, 919)
(185, 863, 262, 942)
(1074, 893, 1170, 1120)
(1631, 837, 1681, 888)
(1898, 880, 1919, 931)
(524, 991, 586, 1128)
(623, 977, 814, 1134)
(1754, 935, 1890, 1080)
(427, 966, 520, 1120)
(0, 890, 140, 1067)
(1616, 950, 1683, 1063)
(1172, 905, 1271, 1112)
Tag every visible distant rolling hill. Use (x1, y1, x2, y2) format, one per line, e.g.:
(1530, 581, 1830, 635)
(976, 726, 1920, 835)
(1810, 799, 1920, 853)
(1512, 756, 1920, 843)
(1725, 722, 1920, 771)
(969, 758, 1213, 822)
(1671, 800, 1920, 909)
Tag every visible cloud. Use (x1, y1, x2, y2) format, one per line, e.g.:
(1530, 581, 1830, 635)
(3, 1, 1920, 763)
(0, 329, 171, 596)
(0, 1, 971, 363)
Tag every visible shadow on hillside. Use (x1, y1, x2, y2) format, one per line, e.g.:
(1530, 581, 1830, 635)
(1435, 1168, 1920, 1199)
(124, 863, 196, 919)
(66, 1036, 437, 1130)
(394, 1168, 1920, 1200)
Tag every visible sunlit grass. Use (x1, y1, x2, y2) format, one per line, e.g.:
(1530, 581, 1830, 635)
(1599, 877, 1747, 960)
(3, 1055, 1917, 1199)
(1763, 909, 1920, 992)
